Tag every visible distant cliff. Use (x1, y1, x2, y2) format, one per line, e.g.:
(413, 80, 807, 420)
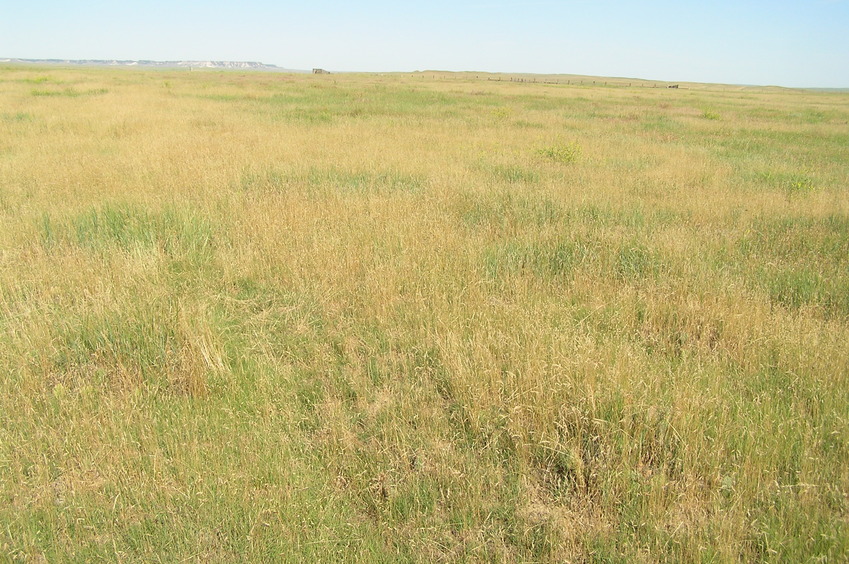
(1, 58, 285, 71)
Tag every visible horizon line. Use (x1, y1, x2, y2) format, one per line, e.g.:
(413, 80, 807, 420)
(2, 58, 846, 90)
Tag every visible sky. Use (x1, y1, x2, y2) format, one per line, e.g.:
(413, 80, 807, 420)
(2, 0, 848, 88)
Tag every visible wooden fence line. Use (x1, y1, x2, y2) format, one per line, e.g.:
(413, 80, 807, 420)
(408, 73, 686, 89)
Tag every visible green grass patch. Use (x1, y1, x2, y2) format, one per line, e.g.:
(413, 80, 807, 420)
(21, 76, 64, 84)
(486, 164, 540, 184)
(738, 215, 849, 268)
(1, 112, 33, 123)
(641, 114, 681, 133)
(756, 266, 849, 317)
(614, 242, 665, 282)
(38, 204, 218, 289)
(459, 192, 564, 232)
(732, 215, 849, 317)
(40, 204, 215, 256)
(31, 88, 109, 97)
(238, 166, 427, 194)
(483, 238, 588, 280)
(290, 167, 428, 194)
(49, 300, 186, 394)
(756, 169, 816, 195)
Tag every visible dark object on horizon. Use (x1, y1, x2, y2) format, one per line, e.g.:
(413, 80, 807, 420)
(313, 68, 330, 74)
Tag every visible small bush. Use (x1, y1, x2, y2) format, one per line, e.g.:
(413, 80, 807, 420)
(536, 142, 581, 164)
(491, 107, 513, 120)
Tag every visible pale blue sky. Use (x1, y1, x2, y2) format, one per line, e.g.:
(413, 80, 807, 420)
(2, 0, 847, 87)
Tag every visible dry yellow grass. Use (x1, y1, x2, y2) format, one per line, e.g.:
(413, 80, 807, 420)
(1, 64, 848, 561)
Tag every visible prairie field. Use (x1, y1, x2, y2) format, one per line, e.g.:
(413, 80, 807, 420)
(1, 65, 848, 562)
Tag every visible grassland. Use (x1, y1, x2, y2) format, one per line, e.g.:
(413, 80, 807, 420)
(1, 64, 848, 562)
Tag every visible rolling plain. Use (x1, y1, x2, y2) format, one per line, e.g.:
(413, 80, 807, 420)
(1, 65, 848, 561)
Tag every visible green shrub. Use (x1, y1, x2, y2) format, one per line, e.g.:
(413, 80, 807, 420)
(536, 142, 581, 164)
